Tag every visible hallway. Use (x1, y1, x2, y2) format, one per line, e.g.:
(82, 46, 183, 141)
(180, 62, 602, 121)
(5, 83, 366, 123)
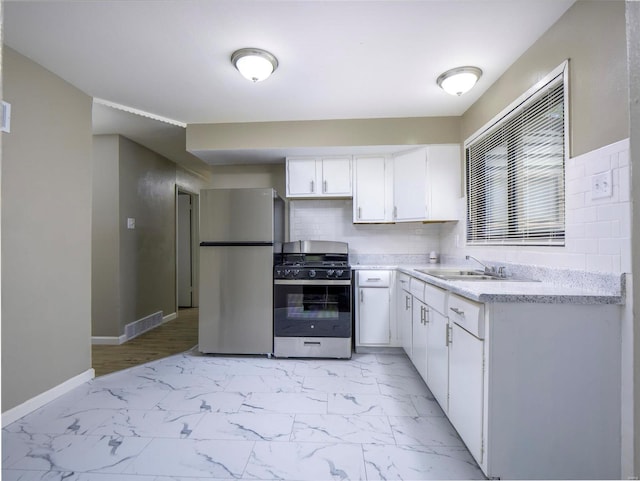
(92, 308, 198, 377)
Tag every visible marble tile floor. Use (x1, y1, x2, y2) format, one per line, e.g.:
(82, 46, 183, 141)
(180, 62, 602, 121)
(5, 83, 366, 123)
(2, 351, 485, 481)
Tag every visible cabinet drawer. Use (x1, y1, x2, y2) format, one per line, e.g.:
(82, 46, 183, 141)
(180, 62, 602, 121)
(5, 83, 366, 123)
(424, 283, 447, 315)
(357, 270, 390, 287)
(409, 278, 425, 300)
(397, 272, 411, 291)
(448, 294, 485, 339)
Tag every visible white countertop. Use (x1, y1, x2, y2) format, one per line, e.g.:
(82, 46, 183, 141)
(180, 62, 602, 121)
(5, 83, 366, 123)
(352, 263, 625, 305)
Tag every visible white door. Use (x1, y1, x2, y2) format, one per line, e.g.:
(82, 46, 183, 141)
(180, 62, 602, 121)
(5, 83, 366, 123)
(358, 287, 390, 345)
(287, 158, 318, 196)
(449, 322, 484, 464)
(427, 309, 449, 411)
(411, 299, 428, 379)
(354, 156, 387, 222)
(321, 157, 352, 195)
(400, 290, 413, 358)
(177, 193, 192, 307)
(393, 148, 427, 221)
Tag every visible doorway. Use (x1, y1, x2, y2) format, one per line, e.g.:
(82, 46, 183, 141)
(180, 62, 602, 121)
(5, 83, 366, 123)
(177, 187, 199, 309)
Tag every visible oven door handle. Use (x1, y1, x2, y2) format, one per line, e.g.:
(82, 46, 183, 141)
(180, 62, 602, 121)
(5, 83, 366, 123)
(274, 279, 352, 286)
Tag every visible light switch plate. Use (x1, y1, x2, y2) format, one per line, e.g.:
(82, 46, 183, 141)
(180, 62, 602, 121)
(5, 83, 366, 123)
(591, 170, 612, 200)
(127, 218, 136, 229)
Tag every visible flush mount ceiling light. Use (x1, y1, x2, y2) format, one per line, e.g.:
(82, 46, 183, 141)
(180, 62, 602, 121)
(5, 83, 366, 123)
(231, 48, 279, 82)
(437, 66, 483, 96)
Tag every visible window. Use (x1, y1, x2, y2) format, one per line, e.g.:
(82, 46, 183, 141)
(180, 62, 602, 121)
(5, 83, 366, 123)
(466, 63, 568, 246)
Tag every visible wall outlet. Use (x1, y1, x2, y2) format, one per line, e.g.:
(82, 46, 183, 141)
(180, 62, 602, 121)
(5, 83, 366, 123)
(591, 170, 612, 200)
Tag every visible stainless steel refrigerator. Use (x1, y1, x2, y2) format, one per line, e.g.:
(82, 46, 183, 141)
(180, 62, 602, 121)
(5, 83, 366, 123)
(198, 188, 284, 355)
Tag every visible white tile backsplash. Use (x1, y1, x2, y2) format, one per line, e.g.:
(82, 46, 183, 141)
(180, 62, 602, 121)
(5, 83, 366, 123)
(289, 199, 441, 256)
(440, 138, 631, 274)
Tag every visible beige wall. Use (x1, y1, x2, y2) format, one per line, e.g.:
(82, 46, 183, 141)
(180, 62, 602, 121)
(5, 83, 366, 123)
(2, 47, 92, 411)
(187, 116, 461, 152)
(210, 163, 286, 196)
(92, 135, 211, 337)
(462, 0, 629, 157)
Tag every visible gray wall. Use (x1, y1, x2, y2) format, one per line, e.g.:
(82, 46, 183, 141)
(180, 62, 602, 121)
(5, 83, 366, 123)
(92, 134, 211, 337)
(462, 0, 629, 157)
(118, 136, 177, 328)
(2, 47, 93, 411)
(92, 135, 120, 337)
(628, 0, 640, 475)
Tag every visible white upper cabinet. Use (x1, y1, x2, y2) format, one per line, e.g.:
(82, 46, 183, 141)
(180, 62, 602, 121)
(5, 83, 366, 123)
(353, 156, 392, 223)
(286, 156, 352, 198)
(321, 157, 352, 195)
(426, 145, 461, 221)
(393, 148, 428, 221)
(351, 145, 461, 223)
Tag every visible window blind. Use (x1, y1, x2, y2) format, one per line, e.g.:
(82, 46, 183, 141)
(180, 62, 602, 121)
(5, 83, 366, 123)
(466, 73, 566, 246)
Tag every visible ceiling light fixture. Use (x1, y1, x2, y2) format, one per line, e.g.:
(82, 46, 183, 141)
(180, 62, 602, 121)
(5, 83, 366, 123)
(231, 48, 279, 83)
(437, 66, 483, 96)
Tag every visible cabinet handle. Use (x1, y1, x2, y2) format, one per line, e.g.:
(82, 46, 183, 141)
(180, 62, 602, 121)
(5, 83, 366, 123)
(358, 207, 362, 219)
(425, 307, 430, 324)
(367, 277, 381, 282)
(405, 295, 411, 310)
(323, 180, 327, 193)
(360, 289, 364, 303)
(450, 307, 465, 316)
(446, 324, 452, 346)
(393, 206, 398, 219)
(310, 180, 315, 193)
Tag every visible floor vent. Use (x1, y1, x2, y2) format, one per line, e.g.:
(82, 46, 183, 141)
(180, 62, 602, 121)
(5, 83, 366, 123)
(125, 311, 164, 341)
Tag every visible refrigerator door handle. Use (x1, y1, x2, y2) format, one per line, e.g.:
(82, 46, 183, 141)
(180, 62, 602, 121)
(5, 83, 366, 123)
(200, 241, 275, 247)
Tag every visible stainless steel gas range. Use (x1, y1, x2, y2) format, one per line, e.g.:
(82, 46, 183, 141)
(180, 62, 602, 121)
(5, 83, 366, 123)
(273, 240, 352, 359)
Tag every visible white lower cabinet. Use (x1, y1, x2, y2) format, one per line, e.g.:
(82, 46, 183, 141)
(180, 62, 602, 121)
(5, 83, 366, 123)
(448, 321, 484, 464)
(356, 270, 395, 349)
(411, 298, 428, 379)
(393, 273, 621, 480)
(426, 307, 449, 411)
(397, 274, 413, 358)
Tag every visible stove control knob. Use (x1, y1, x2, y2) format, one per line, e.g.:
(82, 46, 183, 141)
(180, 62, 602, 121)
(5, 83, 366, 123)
(284, 269, 292, 276)
(308, 270, 317, 278)
(293, 269, 300, 277)
(335, 270, 344, 277)
(327, 269, 335, 277)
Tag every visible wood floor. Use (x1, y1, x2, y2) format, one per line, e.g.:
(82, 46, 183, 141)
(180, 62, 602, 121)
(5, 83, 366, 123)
(92, 308, 199, 377)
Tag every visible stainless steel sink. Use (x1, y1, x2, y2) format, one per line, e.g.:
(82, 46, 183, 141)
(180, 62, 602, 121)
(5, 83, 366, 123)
(416, 268, 538, 282)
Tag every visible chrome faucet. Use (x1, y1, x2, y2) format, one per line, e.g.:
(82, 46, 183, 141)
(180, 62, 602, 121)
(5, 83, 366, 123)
(466, 255, 506, 278)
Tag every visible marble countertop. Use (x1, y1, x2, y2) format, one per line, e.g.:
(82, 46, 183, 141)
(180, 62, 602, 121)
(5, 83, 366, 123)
(351, 263, 625, 305)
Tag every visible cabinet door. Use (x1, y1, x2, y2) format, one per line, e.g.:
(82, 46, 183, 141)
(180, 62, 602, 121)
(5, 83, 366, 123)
(358, 287, 390, 345)
(411, 299, 428, 380)
(393, 148, 427, 221)
(321, 157, 352, 196)
(427, 309, 449, 411)
(426, 145, 461, 220)
(287, 158, 318, 196)
(449, 322, 484, 464)
(400, 290, 413, 358)
(353, 156, 387, 222)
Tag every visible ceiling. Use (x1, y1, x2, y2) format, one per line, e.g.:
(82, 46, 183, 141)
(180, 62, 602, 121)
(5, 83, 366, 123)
(4, 0, 575, 169)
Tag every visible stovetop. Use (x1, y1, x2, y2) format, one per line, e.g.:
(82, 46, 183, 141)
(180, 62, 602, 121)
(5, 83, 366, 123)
(274, 258, 351, 281)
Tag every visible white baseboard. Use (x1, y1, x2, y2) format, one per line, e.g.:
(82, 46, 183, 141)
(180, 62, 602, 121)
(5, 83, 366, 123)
(91, 311, 178, 345)
(2, 368, 95, 427)
(92, 335, 127, 345)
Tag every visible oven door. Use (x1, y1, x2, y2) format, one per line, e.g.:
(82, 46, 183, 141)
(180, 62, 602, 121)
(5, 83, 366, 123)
(274, 280, 352, 338)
